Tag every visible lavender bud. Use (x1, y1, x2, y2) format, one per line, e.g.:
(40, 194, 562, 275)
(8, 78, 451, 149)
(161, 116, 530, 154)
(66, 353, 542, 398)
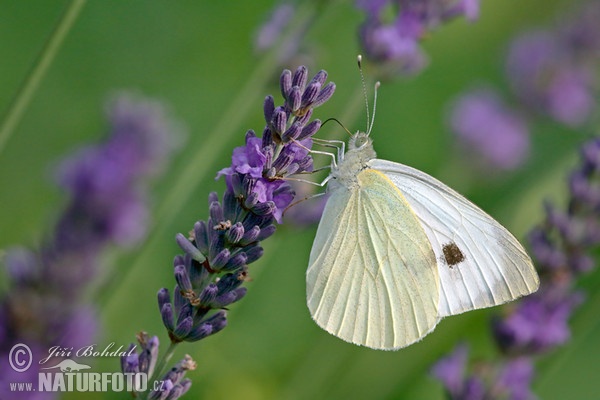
(264, 96, 275, 124)
(208, 192, 219, 204)
(243, 212, 272, 230)
(176, 233, 206, 263)
(193, 221, 209, 254)
(244, 191, 259, 209)
(158, 288, 171, 309)
(270, 107, 287, 136)
(212, 287, 247, 308)
(281, 122, 302, 142)
(222, 189, 238, 222)
(160, 303, 175, 332)
(263, 144, 274, 170)
(244, 129, 256, 141)
(174, 265, 193, 292)
(280, 69, 292, 99)
(272, 151, 295, 172)
(138, 351, 153, 376)
(262, 127, 274, 148)
(173, 316, 193, 339)
(121, 343, 137, 373)
(297, 119, 321, 140)
(252, 201, 276, 216)
(199, 283, 218, 305)
(273, 182, 294, 198)
(208, 231, 225, 262)
(222, 252, 247, 271)
(245, 244, 264, 264)
(256, 224, 276, 241)
(216, 272, 244, 295)
(146, 336, 159, 376)
(284, 163, 299, 176)
(188, 311, 228, 341)
(173, 254, 185, 266)
(207, 311, 228, 332)
(229, 173, 243, 197)
(210, 248, 231, 270)
(188, 259, 209, 288)
(265, 167, 277, 179)
(173, 379, 192, 398)
(313, 82, 336, 108)
(310, 70, 328, 85)
(225, 222, 245, 243)
(173, 285, 186, 315)
(296, 155, 313, 172)
(292, 65, 308, 89)
(240, 225, 260, 244)
(301, 82, 321, 108)
(293, 108, 313, 126)
(287, 86, 302, 112)
(209, 201, 224, 224)
(123, 353, 139, 374)
(242, 175, 256, 196)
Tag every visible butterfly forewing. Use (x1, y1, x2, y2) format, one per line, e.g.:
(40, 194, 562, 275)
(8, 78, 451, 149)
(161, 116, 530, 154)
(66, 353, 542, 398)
(307, 168, 440, 350)
(370, 159, 540, 318)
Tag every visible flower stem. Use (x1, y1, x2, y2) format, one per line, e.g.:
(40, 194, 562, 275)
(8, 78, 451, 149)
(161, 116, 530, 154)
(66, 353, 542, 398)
(145, 340, 178, 398)
(0, 0, 86, 155)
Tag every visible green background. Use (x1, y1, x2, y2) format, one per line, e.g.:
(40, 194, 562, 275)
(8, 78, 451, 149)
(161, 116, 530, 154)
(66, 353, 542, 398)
(1, 0, 598, 399)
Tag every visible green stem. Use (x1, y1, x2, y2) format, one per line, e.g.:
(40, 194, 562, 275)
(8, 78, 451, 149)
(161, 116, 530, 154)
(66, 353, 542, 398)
(0, 0, 86, 155)
(145, 341, 178, 399)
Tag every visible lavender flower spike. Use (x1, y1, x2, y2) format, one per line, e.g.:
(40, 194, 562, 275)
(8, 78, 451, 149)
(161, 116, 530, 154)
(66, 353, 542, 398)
(121, 332, 194, 400)
(157, 66, 334, 348)
(0, 93, 180, 400)
(433, 135, 600, 398)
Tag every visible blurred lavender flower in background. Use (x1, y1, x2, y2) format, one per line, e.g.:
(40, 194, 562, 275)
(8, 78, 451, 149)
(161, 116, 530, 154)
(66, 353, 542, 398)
(449, 88, 530, 171)
(254, 2, 316, 70)
(255, 3, 295, 53)
(447, 0, 600, 173)
(506, 30, 595, 127)
(433, 346, 535, 400)
(0, 94, 180, 399)
(432, 2, 600, 397)
(283, 181, 330, 227)
(506, 0, 600, 128)
(432, 132, 600, 399)
(357, 0, 480, 77)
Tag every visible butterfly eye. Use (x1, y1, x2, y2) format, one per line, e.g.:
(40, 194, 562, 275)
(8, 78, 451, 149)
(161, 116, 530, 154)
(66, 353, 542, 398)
(355, 134, 368, 148)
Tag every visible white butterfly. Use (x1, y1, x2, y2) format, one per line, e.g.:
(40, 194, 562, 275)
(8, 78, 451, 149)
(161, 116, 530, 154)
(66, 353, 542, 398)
(306, 103, 539, 351)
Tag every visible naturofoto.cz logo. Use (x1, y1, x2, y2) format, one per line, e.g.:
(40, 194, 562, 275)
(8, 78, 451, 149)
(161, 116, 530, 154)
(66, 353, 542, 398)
(6, 343, 150, 394)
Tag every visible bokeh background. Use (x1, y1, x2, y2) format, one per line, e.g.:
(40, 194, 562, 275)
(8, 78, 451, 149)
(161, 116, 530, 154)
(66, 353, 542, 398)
(1, 0, 599, 399)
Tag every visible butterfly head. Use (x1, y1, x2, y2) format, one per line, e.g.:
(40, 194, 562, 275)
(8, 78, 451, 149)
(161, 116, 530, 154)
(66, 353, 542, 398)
(330, 131, 377, 190)
(349, 131, 372, 150)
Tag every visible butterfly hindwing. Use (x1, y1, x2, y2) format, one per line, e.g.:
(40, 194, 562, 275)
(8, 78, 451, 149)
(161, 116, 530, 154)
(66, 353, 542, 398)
(307, 168, 440, 350)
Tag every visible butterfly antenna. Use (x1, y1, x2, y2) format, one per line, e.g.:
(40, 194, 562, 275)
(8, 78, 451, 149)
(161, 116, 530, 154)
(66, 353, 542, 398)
(357, 55, 371, 135)
(369, 81, 380, 136)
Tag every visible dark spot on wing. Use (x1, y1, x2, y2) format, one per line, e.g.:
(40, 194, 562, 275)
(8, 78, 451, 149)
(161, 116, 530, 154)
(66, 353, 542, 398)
(442, 242, 465, 268)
